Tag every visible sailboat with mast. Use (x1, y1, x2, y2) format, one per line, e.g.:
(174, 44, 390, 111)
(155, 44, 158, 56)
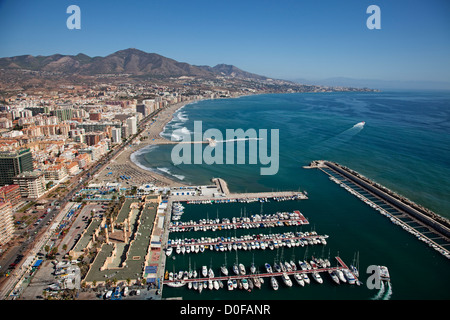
(350, 251, 360, 277)
(250, 254, 256, 274)
(233, 251, 239, 275)
(221, 253, 229, 276)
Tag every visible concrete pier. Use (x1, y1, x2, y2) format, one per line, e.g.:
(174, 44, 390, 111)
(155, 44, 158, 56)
(309, 160, 450, 259)
(163, 256, 358, 286)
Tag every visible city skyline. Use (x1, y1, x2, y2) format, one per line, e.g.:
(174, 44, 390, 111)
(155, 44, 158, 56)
(0, 0, 449, 87)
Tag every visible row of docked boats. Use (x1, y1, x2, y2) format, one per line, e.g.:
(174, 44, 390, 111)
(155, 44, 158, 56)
(185, 194, 305, 205)
(165, 261, 360, 291)
(165, 231, 328, 256)
(332, 177, 450, 260)
(169, 210, 308, 232)
(171, 202, 184, 221)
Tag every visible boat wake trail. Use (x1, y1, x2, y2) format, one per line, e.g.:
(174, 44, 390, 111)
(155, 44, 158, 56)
(383, 282, 393, 300)
(371, 281, 385, 300)
(309, 122, 365, 156)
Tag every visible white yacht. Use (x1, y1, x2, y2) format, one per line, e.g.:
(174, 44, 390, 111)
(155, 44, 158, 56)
(328, 270, 340, 284)
(202, 266, 208, 277)
(302, 273, 310, 284)
(293, 273, 305, 286)
(233, 263, 239, 275)
(312, 272, 323, 284)
(227, 279, 233, 291)
(271, 277, 279, 290)
(239, 263, 246, 275)
(336, 269, 346, 283)
(253, 277, 261, 289)
(343, 269, 356, 284)
(282, 273, 293, 287)
(378, 266, 390, 281)
(221, 265, 228, 276)
(242, 278, 249, 290)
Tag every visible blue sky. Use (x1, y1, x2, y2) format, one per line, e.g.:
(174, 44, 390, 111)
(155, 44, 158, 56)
(0, 0, 449, 83)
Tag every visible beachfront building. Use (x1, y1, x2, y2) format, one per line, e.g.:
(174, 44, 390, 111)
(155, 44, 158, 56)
(126, 116, 137, 135)
(13, 171, 46, 199)
(0, 202, 14, 248)
(111, 127, 121, 144)
(44, 164, 68, 183)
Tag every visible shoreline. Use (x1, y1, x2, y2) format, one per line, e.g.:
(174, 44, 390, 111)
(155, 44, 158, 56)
(97, 100, 193, 187)
(96, 93, 255, 188)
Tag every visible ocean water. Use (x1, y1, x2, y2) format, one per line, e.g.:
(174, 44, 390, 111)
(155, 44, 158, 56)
(134, 91, 450, 299)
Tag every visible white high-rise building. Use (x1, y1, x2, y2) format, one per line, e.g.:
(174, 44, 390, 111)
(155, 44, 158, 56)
(111, 127, 122, 144)
(126, 116, 137, 135)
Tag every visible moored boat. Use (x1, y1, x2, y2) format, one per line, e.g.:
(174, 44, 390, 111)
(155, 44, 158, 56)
(328, 270, 340, 284)
(312, 272, 323, 284)
(271, 276, 279, 290)
(294, 273, 305, 286)
(281, 273, 293, 287)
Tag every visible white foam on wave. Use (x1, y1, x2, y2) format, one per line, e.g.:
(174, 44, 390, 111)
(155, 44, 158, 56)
(383, 282, 393, 300)
(157, 167, 185, 181)
(170, 127, 192, 141)
(177, 111, 189, 122)
(130, 145, 159, 172)
(371, 281, 385, 300)
(159, 104, 189, 139)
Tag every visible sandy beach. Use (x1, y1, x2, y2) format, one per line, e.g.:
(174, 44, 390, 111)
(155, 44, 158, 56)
(95, 93, 254, 188)
(95, 100, 197, 187)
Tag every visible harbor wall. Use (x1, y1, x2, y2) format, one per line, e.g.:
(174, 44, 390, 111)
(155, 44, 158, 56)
(324, 161, 450, 238)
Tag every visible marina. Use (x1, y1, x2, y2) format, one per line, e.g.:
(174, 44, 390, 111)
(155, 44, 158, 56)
(161, 185, 365, 298)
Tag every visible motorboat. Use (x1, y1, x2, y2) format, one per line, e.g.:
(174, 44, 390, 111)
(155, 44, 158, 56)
(281, 273, 293, 287)
(227, 279, 233, 291)
(293, 273, 305, 286)
(343, 269, 356, 285)
(221, 265, 229, 276)
(239, 263, 246, 275)
(336, 269, 346, 283)
(302, 273, 310, 284)
(378, 266, 390, 281)
(328, 270, 340, 284)
(242, 278, 249, 290)
(312, 272, 323, 284)
(271, 277, 279, 290)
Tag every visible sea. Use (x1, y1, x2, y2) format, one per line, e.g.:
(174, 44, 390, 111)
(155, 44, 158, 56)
(132, 90, 450, 300)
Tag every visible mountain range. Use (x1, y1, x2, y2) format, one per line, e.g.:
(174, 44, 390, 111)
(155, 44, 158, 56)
(0, 48, 268, 80)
